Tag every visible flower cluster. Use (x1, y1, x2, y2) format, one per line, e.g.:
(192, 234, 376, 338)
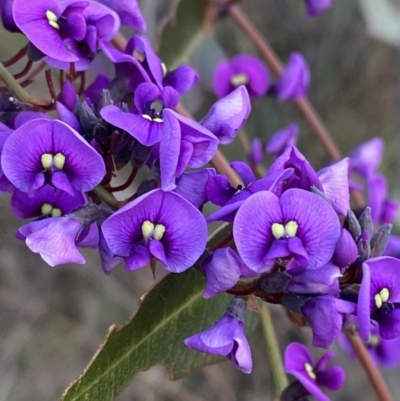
(0, 0, 397, 400)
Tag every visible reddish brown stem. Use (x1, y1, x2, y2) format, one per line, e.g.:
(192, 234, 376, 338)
(78, 71, 86, 96)
(68, 62, 76, 80)
(13, 59, 33, 80)
(109, 168, 138, 192)
(45, 68, 56, 103)
(345, 328, 394, 401)
(19, 61, 46, 87)
(210, 232, 233, 251)
(228, 5, 342, 162)
(2, 45, 28, 67)
(59, 69, 64, 88)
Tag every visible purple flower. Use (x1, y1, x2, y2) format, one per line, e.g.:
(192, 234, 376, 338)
(333, 228, 358, 268)
(1, 119, 105, 195)
(275, 53, 310, 102)
(266, 124, 299, 157)
(13, 0, 119, 70)
(201, 86, 251, 145)
(206, 161, 293, 223)
(18, 216, 87, 266)
(101, 189, 207, 273)
(248, 137, 263, 165)
(212, 54, 269, 98)
(284, 342, 345, 401)
(184, 298, 252, 373)
(268, 146, 323, 195)
(358, 257, 400, 341)
(350, 137, 384, 180)
(11, 185, 86, 219)
(304, 0, 335, 18)
(302, 295, 356, 348)
(317, 158, 350, 216)
(233, 188, 340, 272)
(202, 248, 255, 298)
(100, 82, 179, 146)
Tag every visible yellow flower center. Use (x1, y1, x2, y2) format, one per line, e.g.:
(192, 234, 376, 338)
(305, 362, 316, 380)
(46, 10, 60, 30)
(40, 152, 66, 170)
(271, 221, 298, 239)
(141, 220, 166, 241)
(231, 73, 249, 86)
(375, 287, 390, 309)
(41, 203, 62, 217)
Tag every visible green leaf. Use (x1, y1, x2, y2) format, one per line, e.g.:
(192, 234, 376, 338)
(60, 269, 232, 401)
(157, 0, 208, 70)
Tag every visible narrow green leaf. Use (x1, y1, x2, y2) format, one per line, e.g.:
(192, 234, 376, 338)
(157, 0, 208, 70)
(60, 269, 231, 401)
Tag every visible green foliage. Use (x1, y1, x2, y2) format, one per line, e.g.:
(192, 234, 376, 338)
(60, 269, 232, 401)
(157, 0, 208, 69)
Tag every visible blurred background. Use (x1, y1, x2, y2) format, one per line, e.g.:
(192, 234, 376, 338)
(1, 0, 400, 400)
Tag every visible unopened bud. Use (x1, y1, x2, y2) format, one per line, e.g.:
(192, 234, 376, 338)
(359, 207, 373, 236)
(345, 209, 362, 239)
(370, 224, 393, 257)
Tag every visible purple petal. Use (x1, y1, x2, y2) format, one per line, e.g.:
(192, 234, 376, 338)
(333, 228, 358, 268)
(212, 60, 234, 98)
(203, 248, 241, 298)
(205, 173, 235, 206)
(56, 101, 82, 133)
(280, 188, 340, 269)
(99, 231, 123, 274)
(233, 190, 282, 272)
(77, 223, 99, 248)
(266, 124, 299, 157)
(126, 244, 151, 270)
(248, 138, 263, 165)
(84, 74, 111, 107)
(159, 110, 181, 190)
(201, 86, 251, 145)
(11, 185, 86, 219)
(229, 322, 252, 374)
(367, 174, 386, 223)
(13, 0, 79, 62)
(350, 137, 384, 179)
(23, 217, 85, 266)
(100, 105, 163, 146)
(318, 158, 350, 215)
(358, 261, 372, 341)
(276, 53, 310, 102)
(316, 366, 345, 391)
(231, 161, 255, 186)
(164, 65, 199, 94)
(305, 0, 335, 18)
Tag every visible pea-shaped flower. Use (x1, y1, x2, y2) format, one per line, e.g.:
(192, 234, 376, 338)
(1, 119, 105, 195)
(101, 189, 207, 273)
(233, 188, 340, 272)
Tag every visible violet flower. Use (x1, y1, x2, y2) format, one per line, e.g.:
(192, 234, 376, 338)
(333, 228, 358, 268)
(304, 0, 335, 18)
(302, 295, 356, 348)
(233, 188, 341, 273)
(0, 121, 13, 192)
(13, 0, 120, 70)
(206, 161, 293, 223)
(1, 119, 105, 195)
(349, 137, 384, 180)
(358, 256, 400, 341)
(275, 53, 310, 102)
(184, 298, 252, 373)
(212, 54, 269, 98)
(18, 204, 104, 266)
(202, 248, 255, 299)
(11, 185, 86, 219)
(101, 189, 207, 273)
(284, 342, 345, 401)
(266, 124, 299, 157)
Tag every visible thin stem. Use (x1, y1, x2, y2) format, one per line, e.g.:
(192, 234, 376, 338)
(13, 59, 33, 79)
(92, 186, 119, 210)
(109, 168, 138, 192)
(2, 45, 28, 67)
(78, 71, 86, 96)
(0, 62, 49, 106)
(345, 327, 394, 401)
(228, 5, 342, 161)
(45, 68, 56, 103)
(19, 61, 47, 88)
(260, 302, 289, 396)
